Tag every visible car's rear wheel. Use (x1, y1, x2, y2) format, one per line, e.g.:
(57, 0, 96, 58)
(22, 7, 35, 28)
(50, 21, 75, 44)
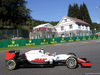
(50, 60, 55, 67)
(6, 59, 18, 70)
(66, 57, 77, 69)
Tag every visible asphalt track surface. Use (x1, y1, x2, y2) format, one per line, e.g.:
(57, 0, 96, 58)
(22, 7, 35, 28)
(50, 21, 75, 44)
(0, 39, 100, 75)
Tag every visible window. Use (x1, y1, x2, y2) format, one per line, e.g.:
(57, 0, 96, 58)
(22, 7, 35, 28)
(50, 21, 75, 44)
(83, 26, 84, 29)
(69, 25, 73, 29)
(64, 19, 67, 22)
(78, 25, 81, 29)
(86, 26, 88, 30)
(61, 26, 64, 30)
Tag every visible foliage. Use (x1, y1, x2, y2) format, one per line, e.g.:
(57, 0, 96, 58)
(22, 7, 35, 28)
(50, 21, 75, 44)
(68, 4, 73, 17)
(79, 3, 92, 24)
(67, 3, 100, 30)
(24, 19, 58, 30)
(32, 19, 58, 27)
(68, 3, 92, 24)
(0, 0, 31, 29)
(68, 4, 80, 19)
(91, 23, 100, 30)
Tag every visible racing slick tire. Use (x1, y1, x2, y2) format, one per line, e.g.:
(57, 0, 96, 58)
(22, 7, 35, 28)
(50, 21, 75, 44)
(66, 57, 78, 69)
(68, 53, 76, 57)
(50, 60, 55, 67)
(6, 59, 19, 70)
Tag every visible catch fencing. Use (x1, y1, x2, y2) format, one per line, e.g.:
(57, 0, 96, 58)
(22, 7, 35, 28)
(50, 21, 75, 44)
(0, 29, 29, 40)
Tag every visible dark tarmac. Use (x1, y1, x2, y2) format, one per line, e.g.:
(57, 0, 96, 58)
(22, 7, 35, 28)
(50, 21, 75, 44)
(0, 39, 100, 75)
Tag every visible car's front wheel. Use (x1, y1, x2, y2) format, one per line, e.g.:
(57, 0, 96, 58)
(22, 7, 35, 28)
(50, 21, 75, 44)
(68, 53, 76, 57)
(6, 59, 18, 70)
(66, 57, 77, 69)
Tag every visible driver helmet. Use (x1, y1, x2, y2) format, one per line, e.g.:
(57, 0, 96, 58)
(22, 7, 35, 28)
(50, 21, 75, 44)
(45, 52, 50, 56)
(40, 48, 44, 50)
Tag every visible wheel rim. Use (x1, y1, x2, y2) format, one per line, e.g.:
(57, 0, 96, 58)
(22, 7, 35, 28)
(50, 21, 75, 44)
(68, 59, 75, 67)
(6, 60, 16, 70)
(66, 58, 77, 68)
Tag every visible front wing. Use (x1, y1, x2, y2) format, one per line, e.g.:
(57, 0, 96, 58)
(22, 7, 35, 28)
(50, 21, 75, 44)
(77, 58, 91, 68)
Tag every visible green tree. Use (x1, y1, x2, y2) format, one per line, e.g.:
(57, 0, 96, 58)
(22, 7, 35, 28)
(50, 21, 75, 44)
(91, 23, 100, 30)
(73, 4, 80, 18)
(0, 19, 3, 27)
(68, 4, 73, 17)
(79, 4, 84, 20)
(50, 21, 58, 26)
(79, 3, 92, 24)
(0, 0, 31, 29)
(68, 4, 80, 19)
(68, 3, 92, 25)
(26, 18, 33, 29)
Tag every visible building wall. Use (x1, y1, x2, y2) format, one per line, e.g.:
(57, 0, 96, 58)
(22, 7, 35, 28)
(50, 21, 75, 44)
(30, 23, 57, 39)
(55, 17, 91, 37)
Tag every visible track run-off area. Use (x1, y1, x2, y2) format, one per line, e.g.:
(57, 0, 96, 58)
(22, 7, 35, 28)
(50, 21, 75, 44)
(0, 39, 100, 75)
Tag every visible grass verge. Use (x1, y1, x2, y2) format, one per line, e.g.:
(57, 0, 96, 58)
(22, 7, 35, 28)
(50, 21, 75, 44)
(0, 44, 52, 51)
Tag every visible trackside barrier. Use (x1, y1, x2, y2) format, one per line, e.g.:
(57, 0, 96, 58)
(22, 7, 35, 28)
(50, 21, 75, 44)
(0, 35, 100, 48)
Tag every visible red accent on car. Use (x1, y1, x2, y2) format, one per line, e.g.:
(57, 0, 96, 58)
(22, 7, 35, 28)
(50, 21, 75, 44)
(24, 53, 28, 61)
(46, 53, 50, 56)
(81, 63, 91, 66)
(48, 53, 50, 56)
(77, 58, 86, 63)
(32, 58, 47, 63)
(5, 52, 15, 60)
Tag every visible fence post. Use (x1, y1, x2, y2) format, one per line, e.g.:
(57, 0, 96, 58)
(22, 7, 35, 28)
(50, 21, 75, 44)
(17, 29, 19, 38)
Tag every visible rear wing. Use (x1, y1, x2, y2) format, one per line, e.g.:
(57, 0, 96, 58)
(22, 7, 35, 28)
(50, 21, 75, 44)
(5, 50, 20, 61)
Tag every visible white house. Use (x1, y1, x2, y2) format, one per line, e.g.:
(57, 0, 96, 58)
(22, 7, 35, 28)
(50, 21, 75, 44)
(29, 23, 56, 39)
(55, 16, 91, 37)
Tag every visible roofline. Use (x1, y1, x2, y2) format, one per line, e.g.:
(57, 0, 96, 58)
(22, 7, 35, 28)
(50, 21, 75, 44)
(67, 16, 90, 25)
(56, 16, 76, 27)
(56, 16, 66, 27)
(33, 23, 54, 29)
(56, 16, 90, 27)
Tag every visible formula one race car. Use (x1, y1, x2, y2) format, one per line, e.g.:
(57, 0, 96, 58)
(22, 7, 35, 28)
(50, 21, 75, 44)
(5, 48, 91, 70)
